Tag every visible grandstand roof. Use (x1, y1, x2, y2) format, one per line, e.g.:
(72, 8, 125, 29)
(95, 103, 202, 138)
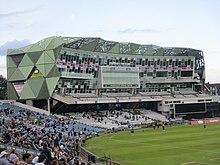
(8, 36, 203, 57)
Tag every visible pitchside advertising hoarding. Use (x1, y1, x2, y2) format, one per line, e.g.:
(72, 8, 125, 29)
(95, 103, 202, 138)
(190, 118, 220, 124)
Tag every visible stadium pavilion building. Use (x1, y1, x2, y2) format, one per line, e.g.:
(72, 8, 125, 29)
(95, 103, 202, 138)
(7, 36, 220, 119)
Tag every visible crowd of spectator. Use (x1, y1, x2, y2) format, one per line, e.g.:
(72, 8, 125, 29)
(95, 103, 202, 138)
(0, 102, 102, 165)
(0, 102, 168, 165)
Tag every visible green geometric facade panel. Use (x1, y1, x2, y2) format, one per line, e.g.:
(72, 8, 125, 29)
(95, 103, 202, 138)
(26, 78, 45, 96)
(7, 56, 17, 68)
(109, 43, 120, 54)
(155, 48, 164, 56)
(44, 52, 55, 63)
(47, 65, 60, 77)
(53, 46, 62, 59)
(36, 37, 62, 50)
(144, 46, 154, 55)
(46, 77, 59, 96)
(11, 54, 25, 66)
(36, 80, 49, 98)
(131, 43, 141, 54)
(7, 82, 19, 100)
(45, 63, 56, 77)
(46, 37, 63, 49)
(9, 68, 26, 81)
(19, 44, 33, 52)
(80, 39, 99, 51)
(42, 37, 54, 49)
(7, 49, 24, 55)
(45, 50, 56, 61)
(35, 53, 46, 65)
(173, 48, 183, 55)
(7, 67, 17, 80)
(35, 65, 46, 77)
(26, 51, 42, 64)
(188, 49, 198, 56)
(36, 52, 54, 65)
(20, 81, 36, 99)
(19, 54, 34, 67)
(26, 43, 44, 52)
(19, 66, 34, 79)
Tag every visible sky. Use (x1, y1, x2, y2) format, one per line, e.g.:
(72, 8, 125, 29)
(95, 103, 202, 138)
(0, 0, 219, 83)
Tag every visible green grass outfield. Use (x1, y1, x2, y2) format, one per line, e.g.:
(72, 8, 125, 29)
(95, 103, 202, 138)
(83, 122, 220, 165)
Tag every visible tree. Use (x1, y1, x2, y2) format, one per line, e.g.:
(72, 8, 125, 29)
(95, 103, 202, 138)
(0, 75, 7, 99)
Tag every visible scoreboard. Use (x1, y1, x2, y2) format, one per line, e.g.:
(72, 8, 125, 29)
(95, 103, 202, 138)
(98, 66, 140, 88)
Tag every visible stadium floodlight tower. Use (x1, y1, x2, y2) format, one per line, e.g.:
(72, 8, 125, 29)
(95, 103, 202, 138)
(7, 36, 206, 113)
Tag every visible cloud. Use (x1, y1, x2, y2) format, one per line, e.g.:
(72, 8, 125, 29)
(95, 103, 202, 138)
(206, 67, 220, 83)
(0, 40, 30, 56)
(118, 28, 160, 34)
(205, 50, 220, 55)
(95, 30, 104, 33)
(7, 20, 35, 29)
(70, 14, 76, 21)
(0, 7, 40, 19)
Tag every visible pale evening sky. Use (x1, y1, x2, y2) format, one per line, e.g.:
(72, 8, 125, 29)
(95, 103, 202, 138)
(0, 0, 219, 83)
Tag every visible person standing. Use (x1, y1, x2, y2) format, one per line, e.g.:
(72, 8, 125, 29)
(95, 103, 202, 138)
(162, 122, 165, 130)
(203, 121, 206, 128)
(152, 122, 156, 130)
(40, 143, 52, 165)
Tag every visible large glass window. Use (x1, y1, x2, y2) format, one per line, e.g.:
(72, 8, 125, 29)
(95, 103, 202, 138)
(101, 66, 140, 88)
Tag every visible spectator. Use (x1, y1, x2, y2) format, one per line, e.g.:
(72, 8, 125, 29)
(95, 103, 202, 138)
(32, 155, 39, 164)
(20, 153, 33, 165)
(9, 149, 19, 164)
(40, 143, 52, 165)
(35, 154, 47, 165)
(51, 159, 59, 165)
(0, 150, 10, 165)
(59, 157, 68, 165)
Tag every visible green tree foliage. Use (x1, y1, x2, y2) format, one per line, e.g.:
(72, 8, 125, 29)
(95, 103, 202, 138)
(0, 75, 7, 99)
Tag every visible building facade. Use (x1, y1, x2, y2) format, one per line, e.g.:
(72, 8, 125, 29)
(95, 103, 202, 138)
(7, 36, 217, 118)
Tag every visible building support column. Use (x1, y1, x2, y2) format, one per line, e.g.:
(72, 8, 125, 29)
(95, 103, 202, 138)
(173, 107, 176, 119)
(47, 98, 51, 114)
(96, 89, 100, 96)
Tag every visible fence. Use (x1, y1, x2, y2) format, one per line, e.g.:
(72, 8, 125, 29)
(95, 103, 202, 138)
(79, 145, 121, 165)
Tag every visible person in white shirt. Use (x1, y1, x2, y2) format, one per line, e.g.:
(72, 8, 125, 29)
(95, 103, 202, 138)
(35, 154, 47, 165)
